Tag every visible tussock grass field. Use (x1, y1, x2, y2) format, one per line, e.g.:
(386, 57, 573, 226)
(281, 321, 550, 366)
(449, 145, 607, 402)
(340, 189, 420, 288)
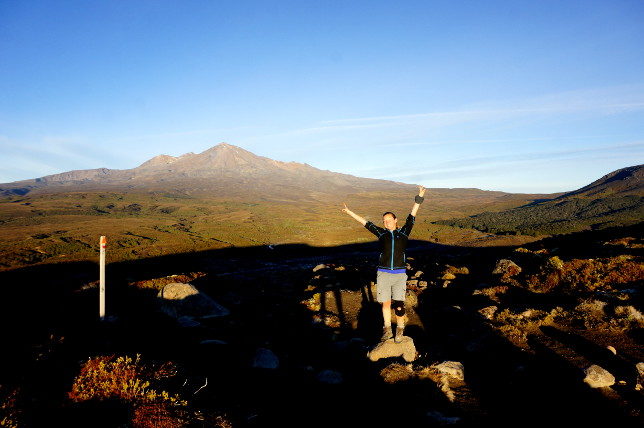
(0, 190, 540, 270)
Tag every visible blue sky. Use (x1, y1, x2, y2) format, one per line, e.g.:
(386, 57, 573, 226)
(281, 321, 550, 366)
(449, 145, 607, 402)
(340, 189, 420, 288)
(1, 0, 643, 193)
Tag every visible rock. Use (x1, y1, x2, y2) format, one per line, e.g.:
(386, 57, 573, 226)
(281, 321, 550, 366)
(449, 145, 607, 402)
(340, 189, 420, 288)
(606, 346, 617, 355)
(316, 370, 343, 384)
(312, 264, 327, 272)
(492, 259, 522, 277)
(446, 265, 469, 275)
(406, 279, 419, 287)
(442, 280, 451, 288)
(334, 266, 346, 271)
(412, 270, 424, 279)
(614, 306, 644, 323)
(441, 272, 456, 280)
(432, 361, 465, 381)
(478, 306, 498, 320)
(157, 283, 230, 320)
(405, 290, 418, 308)
(418, 281, 428, 289)
(575, 299, 607, 317)
(252, 348, 279, 369)
(636, 362, 644, 386)
(583, 365, 615, 388)
(547, 256, 564, 270)
(426, 411, 461, 425)
(368, 336, 417, 362)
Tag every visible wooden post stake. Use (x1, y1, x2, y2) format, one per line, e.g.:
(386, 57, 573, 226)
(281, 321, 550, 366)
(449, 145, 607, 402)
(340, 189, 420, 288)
(99, 236, 106, 320)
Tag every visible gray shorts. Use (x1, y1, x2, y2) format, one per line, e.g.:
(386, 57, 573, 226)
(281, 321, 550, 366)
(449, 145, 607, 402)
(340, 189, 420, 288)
(376, 270, 407, 303)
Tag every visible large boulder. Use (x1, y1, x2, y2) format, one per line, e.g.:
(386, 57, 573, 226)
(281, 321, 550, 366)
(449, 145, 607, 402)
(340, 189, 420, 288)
(367, 336, 417, 362)
(157, 282, 230, 320)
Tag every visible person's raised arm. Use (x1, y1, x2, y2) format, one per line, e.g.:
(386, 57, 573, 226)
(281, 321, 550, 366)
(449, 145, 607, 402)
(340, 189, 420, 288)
(410, 185, 426, 217)
(342, 203, 367, 226)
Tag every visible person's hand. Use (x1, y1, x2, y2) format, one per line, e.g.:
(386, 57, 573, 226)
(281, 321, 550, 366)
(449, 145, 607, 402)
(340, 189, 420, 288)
(418, 185, 426, 197)
(342, 203, 350, 214)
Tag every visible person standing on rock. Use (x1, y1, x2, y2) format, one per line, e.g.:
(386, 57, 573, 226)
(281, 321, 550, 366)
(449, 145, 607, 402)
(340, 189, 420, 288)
(342, 185, 426, 343)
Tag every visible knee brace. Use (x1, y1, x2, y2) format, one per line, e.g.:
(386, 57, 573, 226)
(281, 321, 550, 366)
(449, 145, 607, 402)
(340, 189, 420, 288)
(392, 300, 405, 317)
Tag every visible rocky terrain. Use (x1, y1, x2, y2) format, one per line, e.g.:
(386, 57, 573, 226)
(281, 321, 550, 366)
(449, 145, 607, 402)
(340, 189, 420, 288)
(0, 222, 642, 427)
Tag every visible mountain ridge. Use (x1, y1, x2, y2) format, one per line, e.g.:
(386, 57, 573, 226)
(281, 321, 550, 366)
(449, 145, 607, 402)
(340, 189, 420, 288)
(0, 143, 555, 201)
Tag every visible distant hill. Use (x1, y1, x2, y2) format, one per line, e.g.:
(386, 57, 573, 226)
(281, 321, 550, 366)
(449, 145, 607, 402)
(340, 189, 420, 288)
(554, 164, 643, 199)
(435, 164, 644, 235)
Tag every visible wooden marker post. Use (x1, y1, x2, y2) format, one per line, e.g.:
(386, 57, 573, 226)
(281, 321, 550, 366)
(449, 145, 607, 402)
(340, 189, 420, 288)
(99, 236, 106, 320)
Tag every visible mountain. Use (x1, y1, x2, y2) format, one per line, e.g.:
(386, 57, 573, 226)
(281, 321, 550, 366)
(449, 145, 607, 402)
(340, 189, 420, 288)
(1, 143, 554, 208)
(555, 164, 644, 199)
(436, 164, 644, 235)
(0, 143, 414, 199)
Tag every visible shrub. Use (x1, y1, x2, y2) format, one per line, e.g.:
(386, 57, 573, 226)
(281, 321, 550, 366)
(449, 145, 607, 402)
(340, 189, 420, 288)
(68, 355, 187, 427)
(525, 255, 643, 293)
(0, 386, 20, 428)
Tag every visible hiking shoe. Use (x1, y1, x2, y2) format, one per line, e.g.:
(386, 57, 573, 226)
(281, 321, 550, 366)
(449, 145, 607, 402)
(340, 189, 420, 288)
(381, 326, 393, 342)
(394, 326, 404, 343)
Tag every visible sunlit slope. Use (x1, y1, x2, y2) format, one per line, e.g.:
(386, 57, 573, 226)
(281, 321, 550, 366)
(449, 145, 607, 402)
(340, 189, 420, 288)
(436, 165, 644, 236)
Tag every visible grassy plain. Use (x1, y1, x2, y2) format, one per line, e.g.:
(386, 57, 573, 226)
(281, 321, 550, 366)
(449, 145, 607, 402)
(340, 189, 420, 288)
(0, 189, 542, 270)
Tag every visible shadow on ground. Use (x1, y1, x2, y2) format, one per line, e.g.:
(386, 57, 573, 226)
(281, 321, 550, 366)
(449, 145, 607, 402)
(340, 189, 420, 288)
(0, 222, 642, 427)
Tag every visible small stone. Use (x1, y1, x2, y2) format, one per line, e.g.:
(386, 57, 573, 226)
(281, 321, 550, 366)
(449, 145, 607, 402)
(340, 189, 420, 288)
(606, 346, 617, 355)
(418, 281, 428, 288)
(478, 306, 498, 320)
(442, 280, 451, 288)
(636, 362, 644, 385)
(312, 264, 327, 272)
(492, 259, 522, 277)
(252, 348, 279, 369)
(406, 279, 419, 287)
(432, 361, 465, 381)
(583, 365, 615, 388)
(158, 282, 230, 319)
(441, 272, 456, 280)
(316, 370, 343, 384)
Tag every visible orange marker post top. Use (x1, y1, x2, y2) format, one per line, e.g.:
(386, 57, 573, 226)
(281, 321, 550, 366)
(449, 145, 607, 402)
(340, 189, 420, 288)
(100, 236, 107, 246)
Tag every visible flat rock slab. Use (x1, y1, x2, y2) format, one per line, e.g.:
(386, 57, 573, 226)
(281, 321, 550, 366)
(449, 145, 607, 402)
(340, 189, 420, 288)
(367, 336, 417, 362)
(157, 282, 230, 320)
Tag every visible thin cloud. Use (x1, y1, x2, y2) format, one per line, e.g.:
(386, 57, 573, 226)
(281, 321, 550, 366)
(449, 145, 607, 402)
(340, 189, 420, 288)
(356, 141, 644, 180)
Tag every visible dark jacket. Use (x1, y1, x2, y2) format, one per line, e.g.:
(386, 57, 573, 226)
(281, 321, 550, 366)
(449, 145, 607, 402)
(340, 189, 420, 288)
(364, 214, 415, 270)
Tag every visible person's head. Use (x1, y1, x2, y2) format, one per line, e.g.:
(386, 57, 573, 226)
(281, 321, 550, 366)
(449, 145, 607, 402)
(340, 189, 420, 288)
(382, 211, 398, 230)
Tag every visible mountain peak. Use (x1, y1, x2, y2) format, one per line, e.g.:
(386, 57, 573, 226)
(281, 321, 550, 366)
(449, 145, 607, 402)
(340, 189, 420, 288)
(137, 154, 178, 169)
